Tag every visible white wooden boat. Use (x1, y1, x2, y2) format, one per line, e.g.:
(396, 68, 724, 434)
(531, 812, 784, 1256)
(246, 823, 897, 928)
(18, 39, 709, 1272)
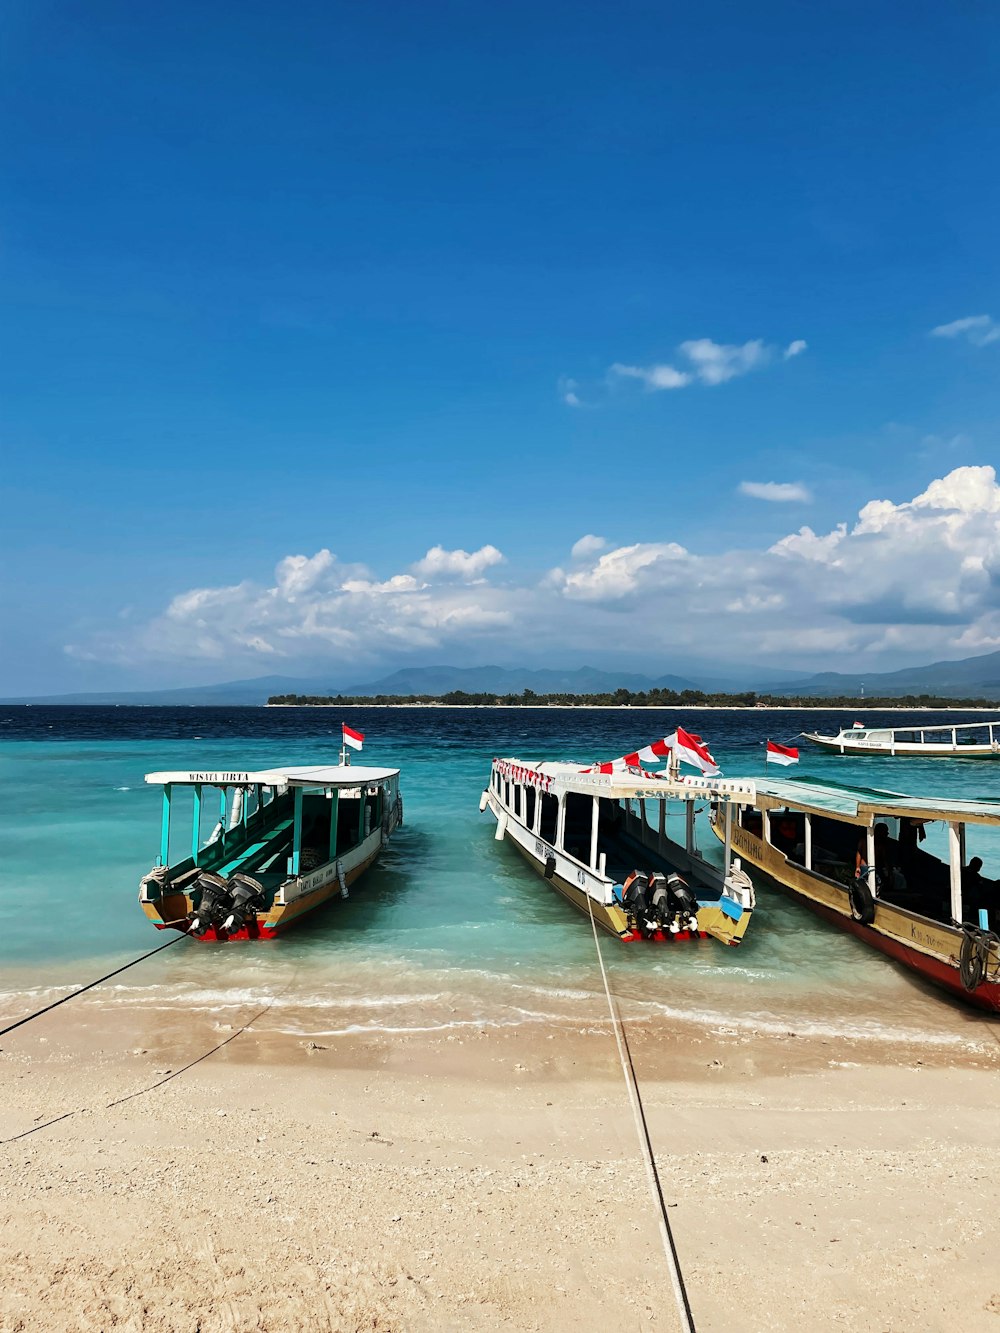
(803, 719, 1000, 758)
(709, 776, 1000, 1010)
(481, 758, 756, 945)
(139, 761, 402, 940)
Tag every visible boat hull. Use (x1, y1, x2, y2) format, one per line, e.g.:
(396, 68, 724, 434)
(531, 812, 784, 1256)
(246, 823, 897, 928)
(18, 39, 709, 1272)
(141, 844, 383, 940)
(141, 814, 398, 941)
(803, 734, 1000, 758)
(488, 790, 751, 946)
(711, 814, 1000, 1011)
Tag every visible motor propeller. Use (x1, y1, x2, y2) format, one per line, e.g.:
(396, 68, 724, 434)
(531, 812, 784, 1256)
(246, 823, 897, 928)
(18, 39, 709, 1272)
(221, 873, 266, 935)
(187, 872, 234, 937)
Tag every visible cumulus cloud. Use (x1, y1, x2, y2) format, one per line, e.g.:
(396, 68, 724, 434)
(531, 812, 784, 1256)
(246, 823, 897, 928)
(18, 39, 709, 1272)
(930, 315, 1000, 347)
(411, 544, 504, 581)
(607, 335, 806, 394)
(570, 534, 608, 560)
(66, 467, 1000, 674)
(738, 480, 813, 503)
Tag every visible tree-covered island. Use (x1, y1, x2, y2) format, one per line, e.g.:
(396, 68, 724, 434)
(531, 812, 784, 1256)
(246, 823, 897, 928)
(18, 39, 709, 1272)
(267, 688, 996, 709)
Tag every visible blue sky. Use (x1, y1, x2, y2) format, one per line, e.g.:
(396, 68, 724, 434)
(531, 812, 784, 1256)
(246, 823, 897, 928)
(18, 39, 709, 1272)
(2, 1, 1000, 692)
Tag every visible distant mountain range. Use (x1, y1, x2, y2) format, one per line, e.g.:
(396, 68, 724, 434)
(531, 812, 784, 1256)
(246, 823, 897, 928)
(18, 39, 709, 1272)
(5, 650, 1000, 704)
(765, 650, 1000, 700)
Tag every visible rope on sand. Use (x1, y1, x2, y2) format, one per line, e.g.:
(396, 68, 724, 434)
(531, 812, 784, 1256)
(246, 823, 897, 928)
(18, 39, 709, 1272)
(0, 935, 186, 1039)
(586, 893, 697, 1333)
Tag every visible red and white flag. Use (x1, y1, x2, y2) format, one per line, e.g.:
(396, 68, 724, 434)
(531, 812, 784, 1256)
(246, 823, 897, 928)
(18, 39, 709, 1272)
(671, 726, 721, 777)
(342, 723, 364, 752)
(766, 740, 799, 766)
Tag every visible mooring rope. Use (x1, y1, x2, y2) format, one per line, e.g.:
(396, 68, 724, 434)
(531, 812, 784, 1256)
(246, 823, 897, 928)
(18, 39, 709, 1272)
(586, 893, 697, 1333)
(0, 934, 186, 1040)
(1, 988, 286, 1145)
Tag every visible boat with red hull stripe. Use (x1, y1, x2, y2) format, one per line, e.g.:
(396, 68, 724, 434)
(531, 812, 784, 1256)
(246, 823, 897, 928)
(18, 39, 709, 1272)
(710, 775, 1000, 1011)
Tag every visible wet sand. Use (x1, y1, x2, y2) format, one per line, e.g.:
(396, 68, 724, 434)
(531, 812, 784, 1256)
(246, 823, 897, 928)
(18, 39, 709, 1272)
(3, 997, 1000, 1332)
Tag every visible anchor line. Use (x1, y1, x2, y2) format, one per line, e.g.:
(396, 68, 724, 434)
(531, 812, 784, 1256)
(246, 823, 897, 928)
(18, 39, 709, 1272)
(585, 892, 697, 1333)
(1, 988, 290, 1145)
(0, 935, 186, 1039)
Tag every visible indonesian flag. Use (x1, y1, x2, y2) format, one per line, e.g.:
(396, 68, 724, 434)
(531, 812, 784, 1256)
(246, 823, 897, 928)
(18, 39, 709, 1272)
(766, 740, 799, 766)
(671, 726, 721, 777)
(342, 723, 364, 752)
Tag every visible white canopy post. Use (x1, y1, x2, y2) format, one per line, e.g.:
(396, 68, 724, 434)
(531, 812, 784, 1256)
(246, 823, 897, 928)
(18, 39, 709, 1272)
(804, 813, 812, 870)
(556, 795, 566, 852)
(590, 795, 600, 869)
(723, 801, 733, 877)
(948, 822, 965, 923)
(866, 825, 876, 893)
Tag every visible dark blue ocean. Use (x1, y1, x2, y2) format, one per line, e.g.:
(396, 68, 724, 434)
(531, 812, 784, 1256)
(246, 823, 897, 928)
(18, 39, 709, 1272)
(2, 705, 998, 1049)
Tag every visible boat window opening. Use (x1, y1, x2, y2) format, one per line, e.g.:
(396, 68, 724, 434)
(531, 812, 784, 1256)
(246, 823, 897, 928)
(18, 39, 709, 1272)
(961, 843, 1000, 931)
(562, 792, 596, 866)
(772, 810, 806, 865)
(799, 813, 961, 924)
(739, 808, 764, 838)
(504, 780, 511, 807)
(523, 785, 536, 830)
(538, 792, 558, 845)
(513, 785, 522, 819)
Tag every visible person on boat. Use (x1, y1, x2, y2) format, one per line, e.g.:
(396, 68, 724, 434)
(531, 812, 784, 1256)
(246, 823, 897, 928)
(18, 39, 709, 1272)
(961, 857, 999, 926)
(962, 856, 986, 891)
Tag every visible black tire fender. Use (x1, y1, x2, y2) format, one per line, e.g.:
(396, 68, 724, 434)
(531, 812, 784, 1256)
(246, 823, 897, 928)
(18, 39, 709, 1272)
(849, 874, 876, 925)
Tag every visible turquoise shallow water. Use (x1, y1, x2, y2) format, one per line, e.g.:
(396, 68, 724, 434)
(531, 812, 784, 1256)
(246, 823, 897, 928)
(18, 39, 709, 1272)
(2, 706, 999, 1050)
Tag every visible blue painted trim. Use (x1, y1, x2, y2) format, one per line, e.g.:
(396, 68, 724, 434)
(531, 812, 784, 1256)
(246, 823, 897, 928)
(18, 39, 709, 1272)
(159, 787, 172, 865)
(192, 785, 202, 861)
(291, 786, 303, 876)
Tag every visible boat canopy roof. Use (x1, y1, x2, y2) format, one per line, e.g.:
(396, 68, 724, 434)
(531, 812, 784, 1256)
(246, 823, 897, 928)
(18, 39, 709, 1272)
(144, 764, 399, 789)
(756, 775, 1000, 827)
(824, 718, 1000, 739)
(495, 757, 755, 804)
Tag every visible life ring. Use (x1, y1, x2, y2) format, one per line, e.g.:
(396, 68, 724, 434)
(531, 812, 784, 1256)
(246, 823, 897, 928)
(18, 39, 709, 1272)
(849, 872, 877, 925)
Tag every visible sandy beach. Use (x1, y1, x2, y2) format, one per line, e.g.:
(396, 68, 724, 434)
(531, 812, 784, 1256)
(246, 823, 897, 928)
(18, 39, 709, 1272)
(3, 994, 1000, 1333)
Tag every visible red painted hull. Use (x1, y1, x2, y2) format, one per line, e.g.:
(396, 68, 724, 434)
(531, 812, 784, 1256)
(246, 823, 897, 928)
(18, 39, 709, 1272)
(801, 896, 1000, 1013)
(154, 918, 278, 941)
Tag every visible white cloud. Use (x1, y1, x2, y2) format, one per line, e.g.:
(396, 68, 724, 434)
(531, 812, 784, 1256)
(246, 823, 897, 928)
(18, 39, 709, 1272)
(607, 334, 806, 393)
(679, 337, 768, 385)
(610, 362, 692, 390)
(558, 376, 582, 406)
(411, 544, 505, 581)
(571, 534, 608, 560)
(66, 467, 1000, 675)
(738, 480, 813, 503)
(930, 315, 1000, 347)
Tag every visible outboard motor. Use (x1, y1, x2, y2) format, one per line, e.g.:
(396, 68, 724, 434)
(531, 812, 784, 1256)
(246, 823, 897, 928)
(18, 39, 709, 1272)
(648, 873, 671, 924)
(622, 870, 649, 923)
(666, 873, 699, 932)
(187, 872, 233, 937)
(221, 873, 266, 936)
